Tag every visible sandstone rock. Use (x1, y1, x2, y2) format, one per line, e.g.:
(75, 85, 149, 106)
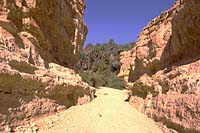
(32, 125, 39, 132)
(118, 49, 136, 82)
(0, 61, 95, 130)
(0, 0, 95, 131)
(5, 125, 12, 132)
(0, 0, 87, 68)
(161, 0, 200, 67)
(120, 0, 200, 82)
(128, 61, 200, 131)
(119, 0, 200, 132)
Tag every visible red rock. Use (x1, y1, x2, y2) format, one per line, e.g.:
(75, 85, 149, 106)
(0, 0, 95, 130)
(119, 0, 200, 131)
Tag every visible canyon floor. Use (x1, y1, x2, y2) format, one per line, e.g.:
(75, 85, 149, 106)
(16, 87, 162, 133)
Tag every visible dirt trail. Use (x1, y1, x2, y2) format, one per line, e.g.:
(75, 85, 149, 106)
(24, 87, 161, 133)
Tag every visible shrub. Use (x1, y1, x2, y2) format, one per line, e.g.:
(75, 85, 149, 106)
(0, 21, 24, 48)
(0, 57, 6, 62)
(110, 61, 121, 73)
(78, 40, 135, 90)
(9, 60, 38, 74)
(79, 70, 125, 89)
(80, 71, 106, 87)
(0, 73, 46, 94)
(107, 77, 125, 90)
(49, 85, 85, 107)
(0, 0, 4, 6)
(7, 6, 23, 30)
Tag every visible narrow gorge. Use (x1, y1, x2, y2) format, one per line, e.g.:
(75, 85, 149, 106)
(0, 0, 200, 132)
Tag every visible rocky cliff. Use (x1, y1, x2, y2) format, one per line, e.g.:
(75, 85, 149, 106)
(0, 0, 87, 68)
(119, 0, 200, 132)
(0, 0, 95, 130)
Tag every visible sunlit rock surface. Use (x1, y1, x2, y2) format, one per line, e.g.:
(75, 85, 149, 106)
(0, 0, 95, 130)
(119, 0, 200, 131)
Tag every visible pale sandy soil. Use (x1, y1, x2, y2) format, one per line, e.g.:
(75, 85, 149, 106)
(18, 87, 162, 133)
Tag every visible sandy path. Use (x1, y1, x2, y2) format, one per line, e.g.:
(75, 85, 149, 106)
(29, 87, 161, 133)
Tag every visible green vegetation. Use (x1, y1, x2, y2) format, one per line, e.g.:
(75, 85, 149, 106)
(9, 60, 38, 74)
(25, 24, 46, 47)
(131, 83, 155, 99)
(0, 73, 47, 112)
(0, 21, 17, 35)
(0, 73, 46, 94)
(0, 21, 24, 48)
(49, 84, 85, 107)
(28, 36, 39, 47)
(7, 6, 23, 30)
(77, 40, 135, 89)
(79, 71, 107, 87)
(0, 57, 6, 62)
(6, 1, 30, 29)
(0, 73, 88, 110)
(0, 0, 4, 6)
(155, 117, 199, 133)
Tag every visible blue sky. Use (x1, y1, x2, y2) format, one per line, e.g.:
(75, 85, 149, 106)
(84, 0, 176, 45)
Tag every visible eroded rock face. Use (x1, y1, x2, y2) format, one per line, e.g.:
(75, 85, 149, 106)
(0, 0, 95, 130)
(129, 61, 200, 132)
(119, 0, 200, 132)
(0, 62, 95, 129)
(0, 0, 87, 68)
(161, 0, 200, 66)
(120, 0, 200, 82)
(118, 48, 136, 83)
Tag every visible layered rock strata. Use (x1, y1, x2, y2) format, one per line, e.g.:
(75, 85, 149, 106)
(119, 0, 200, 131)
(0, 0, 95, 130)
(0, 0, 87, 68)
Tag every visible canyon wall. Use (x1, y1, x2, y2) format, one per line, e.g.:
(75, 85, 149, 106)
(119, 0, 200, 132)
(0, 0, 87, 68)
(0, 0, 95, 130)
